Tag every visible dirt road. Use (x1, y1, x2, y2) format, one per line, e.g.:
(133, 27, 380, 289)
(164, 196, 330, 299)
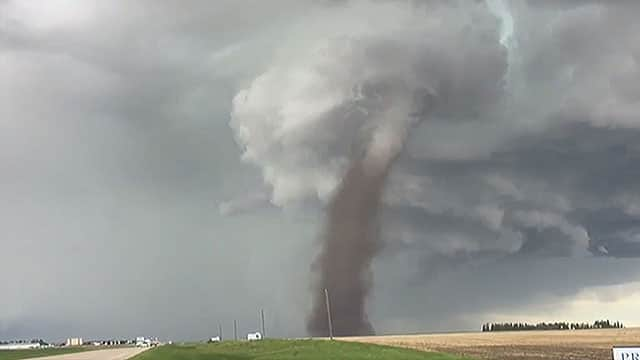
(23, 348, 147, 360)
(344, 328, 640, 360)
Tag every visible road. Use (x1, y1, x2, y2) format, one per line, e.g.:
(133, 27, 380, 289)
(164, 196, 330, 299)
(24, 348, 148, 360)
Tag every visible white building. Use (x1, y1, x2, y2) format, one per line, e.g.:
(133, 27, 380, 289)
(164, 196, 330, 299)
(136, 337, 158, 347)
(66, 338, 83, 346)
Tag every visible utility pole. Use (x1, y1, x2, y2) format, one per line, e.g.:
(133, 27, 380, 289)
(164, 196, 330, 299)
(260, 309, 266, 338)
(218, 323, 223, 341)
(234, 320, 238, 341)
(324, 288, 334, 340)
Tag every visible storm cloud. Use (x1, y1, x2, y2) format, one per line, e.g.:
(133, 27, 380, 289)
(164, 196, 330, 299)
(2, 0, 640, 342)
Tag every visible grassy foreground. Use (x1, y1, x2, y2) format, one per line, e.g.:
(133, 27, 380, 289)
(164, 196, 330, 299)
(131, 340, 467, 360)
(0, 347, 92, 360)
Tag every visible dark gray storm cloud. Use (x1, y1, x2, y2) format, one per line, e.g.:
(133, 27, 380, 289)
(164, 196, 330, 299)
(1, 0, 319, 341)
(2, 0, 640, 342)
(231, 0, 640, 333)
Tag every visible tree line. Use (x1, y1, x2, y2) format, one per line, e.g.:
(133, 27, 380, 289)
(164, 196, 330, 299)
(482, 320, 624, 332)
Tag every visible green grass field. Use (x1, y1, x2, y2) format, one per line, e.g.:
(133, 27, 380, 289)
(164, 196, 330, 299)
(131, 340, 468, 360)
(0, 347, 93, 360)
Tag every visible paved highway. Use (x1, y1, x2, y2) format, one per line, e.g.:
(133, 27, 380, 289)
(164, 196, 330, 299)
(23, 347, 148, 360)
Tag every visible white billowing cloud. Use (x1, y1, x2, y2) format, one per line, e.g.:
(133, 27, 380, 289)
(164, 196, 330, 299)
(231, 0, 506, 206)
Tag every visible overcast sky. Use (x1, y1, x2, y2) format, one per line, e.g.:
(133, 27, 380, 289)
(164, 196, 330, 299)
(2, 0, 640, 341)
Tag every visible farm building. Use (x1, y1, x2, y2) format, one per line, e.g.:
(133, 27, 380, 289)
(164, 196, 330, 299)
(66, 338, 83, 346)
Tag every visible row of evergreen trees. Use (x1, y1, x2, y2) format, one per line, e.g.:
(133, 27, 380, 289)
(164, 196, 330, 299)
(482, 320, 624, 332)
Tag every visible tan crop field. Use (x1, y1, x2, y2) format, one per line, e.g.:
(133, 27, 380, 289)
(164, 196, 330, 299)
(343, 328, 640, 360)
